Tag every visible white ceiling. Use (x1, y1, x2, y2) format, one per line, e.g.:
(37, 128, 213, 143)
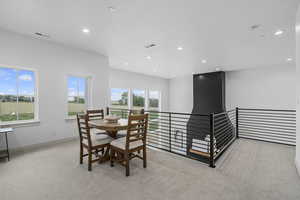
(0, 0, 299, 78)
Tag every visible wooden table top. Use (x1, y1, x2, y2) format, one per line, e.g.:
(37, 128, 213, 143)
(89, 119, 128, 131)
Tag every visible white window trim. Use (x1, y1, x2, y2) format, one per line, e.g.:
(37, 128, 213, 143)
(0, 64, 39, 126)
(65, 74, 92, 120)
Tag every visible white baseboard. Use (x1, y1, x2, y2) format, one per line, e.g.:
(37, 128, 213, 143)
(296, 158, 300, 176)
(11, 136, 78, 154)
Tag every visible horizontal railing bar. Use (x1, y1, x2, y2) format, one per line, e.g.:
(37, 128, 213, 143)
(239, 114, 296, 121)
(213, 109, 235, 117)
(214, 119, 233, 129)
(215, 128, 235, 144)
(109, 107, 211, 117)
(238, 116, 296, 123)
(239, 130, 295, 140)
(214, 137, 236, 159)
(239, 108, 295, 112)
(147, 137, 187, 150)
(239, 111, 295, 117)
(215, 125, 234, 137)
(239, 136, 295, 146)
(239, 127, 295, 137)
(217, 133, 235, 148)
(239, 133, 295, 143)
(239, 123, 295, 132)
(238, 119, 296, 127)
(214, 123, 233, 135)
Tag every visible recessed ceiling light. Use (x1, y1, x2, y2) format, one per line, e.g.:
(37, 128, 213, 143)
(286, 58, 293, 62)
(146, 56, 152, 60)
(82, 28, 90, 34)
(108, 6, 116, 12)
(201, 59, 207, 64)
(274, 29, 283, 36)
(177, 46, 183, 51)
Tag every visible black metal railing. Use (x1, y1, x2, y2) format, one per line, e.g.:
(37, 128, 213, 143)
(237, 108, 296, 145)
(107, 107, 237, 168)
(212, 109, 236, 166)
(106, 107, 296, 167)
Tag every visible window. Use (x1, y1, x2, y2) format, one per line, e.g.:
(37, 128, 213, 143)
(0, 67, 36, 122)
(148, 91, 160, 131)
(132, 89, 145, 109)
(110, 88, 129, 109)
(67, 76, 87, 116)
(148, 90, 160, 111)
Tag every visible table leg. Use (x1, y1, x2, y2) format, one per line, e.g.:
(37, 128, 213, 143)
(107, 131, 118, 139)
(5, 132, 9, 161)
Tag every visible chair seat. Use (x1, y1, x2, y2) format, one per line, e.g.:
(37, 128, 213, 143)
(83, 134, 114, 146)
(111, 137, 143, 150)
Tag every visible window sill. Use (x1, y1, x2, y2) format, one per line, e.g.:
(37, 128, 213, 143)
(0, 120, 40, 128)
(65, 116, 77, 121)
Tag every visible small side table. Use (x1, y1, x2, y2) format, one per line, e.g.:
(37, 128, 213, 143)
(0, 128, 13, 161)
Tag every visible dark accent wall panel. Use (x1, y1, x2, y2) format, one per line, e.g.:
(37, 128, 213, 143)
(186, 71, 231, 162)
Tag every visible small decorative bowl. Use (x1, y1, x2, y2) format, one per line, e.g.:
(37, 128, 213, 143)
(104, 115, 121, 124)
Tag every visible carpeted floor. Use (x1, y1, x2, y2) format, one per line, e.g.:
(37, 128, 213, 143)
(0, 138, 299, 200)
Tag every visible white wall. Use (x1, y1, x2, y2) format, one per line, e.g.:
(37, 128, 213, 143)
(0, 29, 109, 149)
(226, 66, 296, 110)
(169, 75, 193, 113)
(296, 4, 300, 175)
(109, 68, 169, 111)
(169, 66, 296, 114)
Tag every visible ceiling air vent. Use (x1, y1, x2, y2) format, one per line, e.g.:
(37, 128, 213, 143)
(250, 24, 261, 30)
(145, 43, 156, 48)
(34, 32, 50, 38)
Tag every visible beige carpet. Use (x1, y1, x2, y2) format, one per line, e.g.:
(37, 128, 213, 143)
(0, 138, 299, 200)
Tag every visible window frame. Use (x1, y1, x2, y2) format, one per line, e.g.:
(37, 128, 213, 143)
(66, 74, 91, 119)
(0, 64, 39, 126)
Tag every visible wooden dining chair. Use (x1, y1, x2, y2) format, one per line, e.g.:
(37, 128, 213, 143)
(110, 114, 148, 176)
(117, 109, 145, 138)
(77, 113, 113, 171)
(87, 109, 107, 135)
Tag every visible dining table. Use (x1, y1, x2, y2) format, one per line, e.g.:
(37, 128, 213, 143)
(88, 118, 129, 138)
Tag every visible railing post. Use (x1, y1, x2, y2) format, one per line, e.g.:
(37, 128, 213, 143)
(209, 113, 215, 168)
(106, 107, 109, 115)
(169, 113, 172, 152)
(236, 107, 239, 139)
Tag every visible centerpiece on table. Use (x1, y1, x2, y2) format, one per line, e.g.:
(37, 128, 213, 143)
(104, 115, 121, 124)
